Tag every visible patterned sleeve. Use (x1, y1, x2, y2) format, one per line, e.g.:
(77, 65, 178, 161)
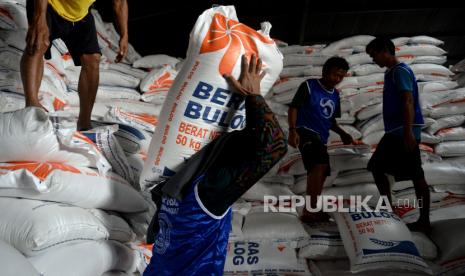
(197, 95, 288, 216)
(236, 94, 288, 183)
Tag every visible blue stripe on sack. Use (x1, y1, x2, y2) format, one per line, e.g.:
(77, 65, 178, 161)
(362, 240, 420, 256)
(117, 124, 145, 139)
(82, 132, 97, 143)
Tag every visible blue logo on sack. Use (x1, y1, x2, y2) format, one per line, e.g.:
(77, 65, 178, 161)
(184, 81, 246, 129)
(362, 238, 420, 256)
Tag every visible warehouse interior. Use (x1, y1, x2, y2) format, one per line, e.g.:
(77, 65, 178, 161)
(96, 2, 465, 64)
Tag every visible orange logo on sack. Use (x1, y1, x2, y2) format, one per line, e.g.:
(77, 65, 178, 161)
(148, 71, 174, 93)
(53, 97, 66, 111)
(0, 162, 81, 181)
(199, 13, 273, 75)
(118, 108, 158, 127)
(62, 53, 72, 61)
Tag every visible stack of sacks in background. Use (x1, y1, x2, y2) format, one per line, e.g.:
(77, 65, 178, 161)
(0, 107, 151, 275)
(393, 55, 465, 276)
(451, 57, 465, 88)
(0, 0, 182, 167)
(0, 0, 27, 112)
(64, 9, 182, 135)
(227, 35, 465, 275)
(271, 34, 465, 215)
(0, 2, 172, 275)
(0, 0, 187, 194)
(223, 37, 371, 275)
(228, 36, 376, 275)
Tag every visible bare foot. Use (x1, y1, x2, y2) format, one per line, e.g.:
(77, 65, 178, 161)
(77, 120, 92, 132)
(26, 102, 48, 112)
(77, 124, 92, 132)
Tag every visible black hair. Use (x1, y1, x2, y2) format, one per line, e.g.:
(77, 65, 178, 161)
(366, 37, 395, 55)
(322, 56, 349, 74)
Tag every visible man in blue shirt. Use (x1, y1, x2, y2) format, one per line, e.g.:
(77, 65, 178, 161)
(288, 57, 354, 222)
(366, 37, 431, 234)
(143, 55, 287, 275)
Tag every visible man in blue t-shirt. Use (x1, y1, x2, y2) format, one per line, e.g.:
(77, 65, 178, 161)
(288, 57, 355, 222)
(366, 37, 431, 234)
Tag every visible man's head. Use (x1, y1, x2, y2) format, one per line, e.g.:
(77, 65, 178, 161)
(321, 57, 349, 89)
(366, 37, 396, 68)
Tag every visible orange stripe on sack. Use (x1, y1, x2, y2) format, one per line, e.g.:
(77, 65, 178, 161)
(304, 47, 314, 54)
(73, 132, 101, 152)
(437, 128, 454, 135)
(431, 73, 447, 77)
(148, 71, 174, 92)
(0, 8, 14, 20)
(398, 54, 415, 59)
(62, 53, 72, 61)
(53, 97, 67, 110)
(146, 87, 171, 94)
(0, 162, 81, 181)
(419, 143, 434, 153)
(45, 62, 63, 77)
(451, 98, 465, 104)
(97, 32, 112, 47)
(73, 132, 94, 144)
(273, 78, 290, 87)
(120, 109, 158, 126)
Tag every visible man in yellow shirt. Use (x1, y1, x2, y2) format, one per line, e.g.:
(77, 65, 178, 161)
(21, 0, 128, 131)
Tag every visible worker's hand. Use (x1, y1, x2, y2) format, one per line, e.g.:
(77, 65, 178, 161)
(26, 17, 49, 55)
(340, 132, 354, 145)
(288, 129, 300, 148)
(223, 54, 266, 96)
(115, 35, 128, 63)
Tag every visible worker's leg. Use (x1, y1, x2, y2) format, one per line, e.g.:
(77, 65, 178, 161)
(77, 53, 100, 131)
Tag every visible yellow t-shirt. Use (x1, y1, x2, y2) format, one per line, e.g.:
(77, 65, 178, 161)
(48, 0, 96, 22)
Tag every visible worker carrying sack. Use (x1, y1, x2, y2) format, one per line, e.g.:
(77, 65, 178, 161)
(140, 5, 283, 190)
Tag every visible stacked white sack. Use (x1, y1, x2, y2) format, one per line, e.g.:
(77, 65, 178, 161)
(0, 6, 176, 134)
(0, 5, 163, 274)
(451, 57, 465, 87)
(0, 107, 150, 275)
